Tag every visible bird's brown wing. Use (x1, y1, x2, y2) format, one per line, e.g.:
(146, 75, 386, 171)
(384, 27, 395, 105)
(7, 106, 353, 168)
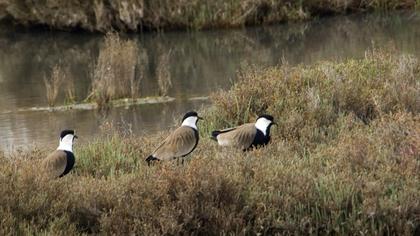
(216, 123, 256, 149)
(153, 126, 197, 161)
(42, 150, 67, 178)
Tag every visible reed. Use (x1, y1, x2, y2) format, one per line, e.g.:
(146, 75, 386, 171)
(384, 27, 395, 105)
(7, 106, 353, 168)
(88, 33, 139, 107)
(156, 50, 172, 96)
(64, 72, 76, 104)
(43, 65, 65, 107)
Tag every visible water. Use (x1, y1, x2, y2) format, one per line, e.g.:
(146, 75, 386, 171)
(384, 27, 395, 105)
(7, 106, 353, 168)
(1, 12, 419, 151)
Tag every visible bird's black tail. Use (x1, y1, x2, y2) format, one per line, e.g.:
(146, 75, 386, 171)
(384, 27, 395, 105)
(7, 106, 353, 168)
(210, 130, 221, 141)
(145, 155, 159, 166)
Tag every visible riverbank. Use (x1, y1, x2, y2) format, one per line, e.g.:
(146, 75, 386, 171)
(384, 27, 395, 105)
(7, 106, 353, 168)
(0, 49, 419, 234)
(0, 0, 417, 32)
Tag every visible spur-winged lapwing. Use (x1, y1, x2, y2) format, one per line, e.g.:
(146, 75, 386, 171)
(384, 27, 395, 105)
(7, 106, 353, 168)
(42, 130, 78, 178)
(146, 111, 203, 164)
(211, 115, 276, 150)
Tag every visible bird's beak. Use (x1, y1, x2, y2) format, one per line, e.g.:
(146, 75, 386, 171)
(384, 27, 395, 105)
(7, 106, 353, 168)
(74, 135, 79, 139)
(272, 122, 278, 126)
(198, 116, 204, 120)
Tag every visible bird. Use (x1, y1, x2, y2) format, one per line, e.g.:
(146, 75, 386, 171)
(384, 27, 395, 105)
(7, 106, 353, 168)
(145, 111, 203, 165)
(42, 129, 78, 178)
(211, 114, 276, 150)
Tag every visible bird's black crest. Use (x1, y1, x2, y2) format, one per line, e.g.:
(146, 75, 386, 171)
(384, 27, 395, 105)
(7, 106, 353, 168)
(257, 114, 274, 121)
(182, 111, 198, 121)
(60, 130, 75, 139)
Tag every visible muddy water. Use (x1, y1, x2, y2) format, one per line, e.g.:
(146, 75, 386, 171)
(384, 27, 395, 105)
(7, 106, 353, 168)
(1, 12, 419, 151)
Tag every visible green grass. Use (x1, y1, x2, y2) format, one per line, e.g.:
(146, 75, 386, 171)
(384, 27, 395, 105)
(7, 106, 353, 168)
(0, 0, 418, 32)
(0, 49, 419, 235)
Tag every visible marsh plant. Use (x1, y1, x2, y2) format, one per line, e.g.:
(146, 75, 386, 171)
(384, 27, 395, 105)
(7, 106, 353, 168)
(157, 50, 172, 96)
(64, 73, 76, 104)
(134, 44, 148, 98)
(43, 64, 65, 107)
(1, 49, 419, 235)
(89, 33, 139, 107)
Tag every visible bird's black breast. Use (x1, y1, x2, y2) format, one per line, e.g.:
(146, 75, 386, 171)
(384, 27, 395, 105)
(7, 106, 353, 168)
(182, 128, 199, 157)
(250, 130, 270, 149)
(60, 151, 75, 177)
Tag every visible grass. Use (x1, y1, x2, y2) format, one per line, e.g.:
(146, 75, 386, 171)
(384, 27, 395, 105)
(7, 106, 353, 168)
(0, 0, 417, 32)
(45, 63, 77, 106)
(204, 48, 419, 152)
(43, 64, 65, 107)
(1, 49, 419, 235)
(87, 33, 140, 108)
(156, 49, 172, 96)
(43, 33, 159, 109)
(64, 71, 76, 105)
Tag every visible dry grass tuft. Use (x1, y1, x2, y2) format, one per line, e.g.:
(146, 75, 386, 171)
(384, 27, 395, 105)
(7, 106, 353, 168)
(156, 49, 172, 96)
(89, 33, 140, 107)
(64, 72, 76, 104)
(43, 64, 65, 107)
(1, 49, 419, 234)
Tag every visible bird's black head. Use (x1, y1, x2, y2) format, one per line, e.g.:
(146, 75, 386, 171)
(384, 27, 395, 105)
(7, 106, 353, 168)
(257, 114, 274, 122)
(182, 111, 202, 122)
(60, 130, 77, 140)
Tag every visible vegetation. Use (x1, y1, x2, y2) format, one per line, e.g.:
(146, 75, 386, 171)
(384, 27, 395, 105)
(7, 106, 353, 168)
(43, 64, 65, 107)
(156, 49, 172, 96)
(0, 0, 417, 32)
(87, 33, 140, 107)
(42, 33, 143, 108)
(44, 63, 77, 106)
(1, 50, 419, 234)
(205, 49, 419, 151)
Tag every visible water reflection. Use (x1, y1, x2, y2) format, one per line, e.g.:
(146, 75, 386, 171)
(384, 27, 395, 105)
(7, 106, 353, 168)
(0, 12, 419, 150)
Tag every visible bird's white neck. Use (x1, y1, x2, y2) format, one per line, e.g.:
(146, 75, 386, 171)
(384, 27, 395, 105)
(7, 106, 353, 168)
(181, 116, 198, 130)
(57, 134, 74, 152)
(255, 118, 271, 136)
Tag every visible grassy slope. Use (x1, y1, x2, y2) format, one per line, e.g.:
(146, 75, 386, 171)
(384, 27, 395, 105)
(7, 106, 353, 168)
(0, 49, 419, 235)
(0, 0, 417, 31)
